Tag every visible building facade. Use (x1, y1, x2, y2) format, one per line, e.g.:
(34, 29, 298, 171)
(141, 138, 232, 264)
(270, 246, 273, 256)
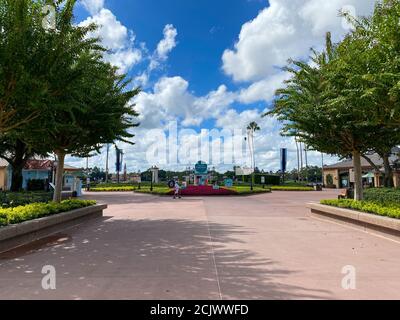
(323, 149, 400, 189)
(0, 159, 81, 191)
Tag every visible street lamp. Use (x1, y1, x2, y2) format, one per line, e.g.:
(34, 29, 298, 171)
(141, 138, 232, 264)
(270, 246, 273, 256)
(245, 132, 254, 191)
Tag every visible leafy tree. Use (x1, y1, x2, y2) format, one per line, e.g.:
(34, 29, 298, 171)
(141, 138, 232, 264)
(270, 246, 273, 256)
(339, 0, 400, 187)
(0, 0, 57, 133)
(265, 33, 375, 200)
(89, 167, 108, 182)
(16, 1, 140, 202)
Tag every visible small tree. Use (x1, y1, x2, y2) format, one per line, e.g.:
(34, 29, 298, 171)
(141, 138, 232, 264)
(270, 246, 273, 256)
(265, 33, 375, 200)
(22, 1, 140, 202)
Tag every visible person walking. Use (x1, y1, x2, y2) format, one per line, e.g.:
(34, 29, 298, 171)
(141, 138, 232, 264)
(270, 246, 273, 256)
(173, 181, 181, 199)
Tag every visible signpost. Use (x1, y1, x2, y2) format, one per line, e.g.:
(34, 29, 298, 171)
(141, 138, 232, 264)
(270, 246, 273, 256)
(115, 146, 123, 184)
(280, 148, 288, 184)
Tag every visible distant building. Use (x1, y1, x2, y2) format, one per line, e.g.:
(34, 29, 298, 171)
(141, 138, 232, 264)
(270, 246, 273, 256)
(0, 159, 80, 191)
(323, 148, 400, 188)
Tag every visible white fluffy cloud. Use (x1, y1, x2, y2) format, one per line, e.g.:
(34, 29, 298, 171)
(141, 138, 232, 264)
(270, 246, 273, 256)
(156, 24, 178, 61)
(81, 0, 104, 15)
(238, 71, 291, 104)
(79, 9, 142, 74)
(135, 24, 178, 87)
(134, 76, 237, 128)
(222, 0, 376, 82)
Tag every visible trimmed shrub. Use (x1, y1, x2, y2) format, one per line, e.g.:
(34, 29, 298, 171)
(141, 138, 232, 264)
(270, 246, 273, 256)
(0, 199, 96, 227)
(227, 186, 272, 194)
(0, 191, 53, 208)
(91, 186, 136, 192)
(364, 188, 400, 204)
(320, 199, 400, 219)
(271, 186, 314, 191)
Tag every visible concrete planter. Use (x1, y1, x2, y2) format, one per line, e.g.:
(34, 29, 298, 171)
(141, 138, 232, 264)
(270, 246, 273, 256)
(0, 204, 107, 253)
(308, 203, 400, 239)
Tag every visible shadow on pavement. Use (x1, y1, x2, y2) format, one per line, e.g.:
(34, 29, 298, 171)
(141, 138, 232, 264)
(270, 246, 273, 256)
(0, 215, 331, 300)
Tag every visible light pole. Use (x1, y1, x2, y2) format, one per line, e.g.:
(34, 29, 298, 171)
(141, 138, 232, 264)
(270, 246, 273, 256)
(105, 144, 110, 183)
(246, 129, 254, 191)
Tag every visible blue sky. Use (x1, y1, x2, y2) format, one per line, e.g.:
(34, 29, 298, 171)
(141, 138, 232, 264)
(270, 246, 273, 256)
(68, 0, 377, 173)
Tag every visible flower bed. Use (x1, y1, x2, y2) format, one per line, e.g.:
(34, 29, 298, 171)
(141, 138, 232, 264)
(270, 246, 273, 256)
(0, 199, 97, 227)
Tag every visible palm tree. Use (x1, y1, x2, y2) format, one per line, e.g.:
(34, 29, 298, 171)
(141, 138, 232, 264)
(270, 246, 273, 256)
(246, 122, 261, 190)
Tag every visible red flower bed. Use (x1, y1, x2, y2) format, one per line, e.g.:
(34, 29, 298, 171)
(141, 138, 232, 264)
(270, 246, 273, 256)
(169, 185, 237, 196)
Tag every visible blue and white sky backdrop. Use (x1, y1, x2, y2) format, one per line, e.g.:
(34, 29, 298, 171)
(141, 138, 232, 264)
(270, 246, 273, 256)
(67, 0, 377, 172)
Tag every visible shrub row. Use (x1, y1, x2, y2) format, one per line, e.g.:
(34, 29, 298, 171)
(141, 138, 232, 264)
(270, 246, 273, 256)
(271, 186, 314, 191)
(0, 192, 53, 208)
(91, 186, 136, 192)
(0, 199, 97, 227)
(320, 199, 400, 219)
(228, 186, 271, 194)
(364, 188, 400, 204)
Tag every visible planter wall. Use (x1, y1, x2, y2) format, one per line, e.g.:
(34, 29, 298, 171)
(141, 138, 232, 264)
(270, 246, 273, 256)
(0, 204, 107, 253)
(308, 203, 400, 240)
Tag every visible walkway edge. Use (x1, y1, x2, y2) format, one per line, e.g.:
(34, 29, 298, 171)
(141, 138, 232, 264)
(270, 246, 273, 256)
(307, 203, 400, 239)
(0, 204, 107, 253)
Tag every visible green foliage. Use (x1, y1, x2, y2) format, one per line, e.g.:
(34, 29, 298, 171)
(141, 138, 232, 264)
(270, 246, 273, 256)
(265, 1, 400, 199)
(0, 0, 49, 133)
(227, 186, 271, 195)
(320, 199, 400, 219)
(0, 199, 96, 227)
(364, 188, 400, 204)
(271, 186, 314, 191)
(91, 186, 136, 192)
(0, 191, 53, 208)
(242, 175, 280, 185)
(134, 187, 172, 195)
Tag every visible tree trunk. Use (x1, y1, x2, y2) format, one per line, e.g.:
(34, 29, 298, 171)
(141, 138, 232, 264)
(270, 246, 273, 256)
(53, 151, 65, 203)
(353, 150, 363, 201)
(382, 154, 393, 188)
(10, 140, 29, 192)
(10, 164, 24, 192)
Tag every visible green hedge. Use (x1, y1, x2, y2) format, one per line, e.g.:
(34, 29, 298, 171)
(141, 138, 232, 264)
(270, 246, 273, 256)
(364, 188, 400, 204)
(271, 186, 314, 191)
(0, 199, 96, 227)
(0, 192, 53, 208)
(134, 187, 171, 195)
(227, 186, 272, 194)
(320, 199, 400, 219)
(91, 186, 136, 192)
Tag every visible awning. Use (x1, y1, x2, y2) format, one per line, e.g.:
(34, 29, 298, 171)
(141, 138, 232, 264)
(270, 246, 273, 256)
(362, 172, 375, 178)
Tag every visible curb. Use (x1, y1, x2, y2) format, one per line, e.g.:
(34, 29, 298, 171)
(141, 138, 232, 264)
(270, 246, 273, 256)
(307, 203, 400, 239)
(0, 204, 107, 253)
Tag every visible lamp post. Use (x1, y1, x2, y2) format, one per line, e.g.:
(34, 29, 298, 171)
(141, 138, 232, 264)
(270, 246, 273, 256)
(105, 144, 110, 183)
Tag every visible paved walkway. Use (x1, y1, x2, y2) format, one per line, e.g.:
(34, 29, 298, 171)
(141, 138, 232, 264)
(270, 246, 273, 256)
(0, 190, 399, 299)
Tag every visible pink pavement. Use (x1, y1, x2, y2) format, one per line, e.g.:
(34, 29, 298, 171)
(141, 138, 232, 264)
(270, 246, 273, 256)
(0, 189, 399, 300)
